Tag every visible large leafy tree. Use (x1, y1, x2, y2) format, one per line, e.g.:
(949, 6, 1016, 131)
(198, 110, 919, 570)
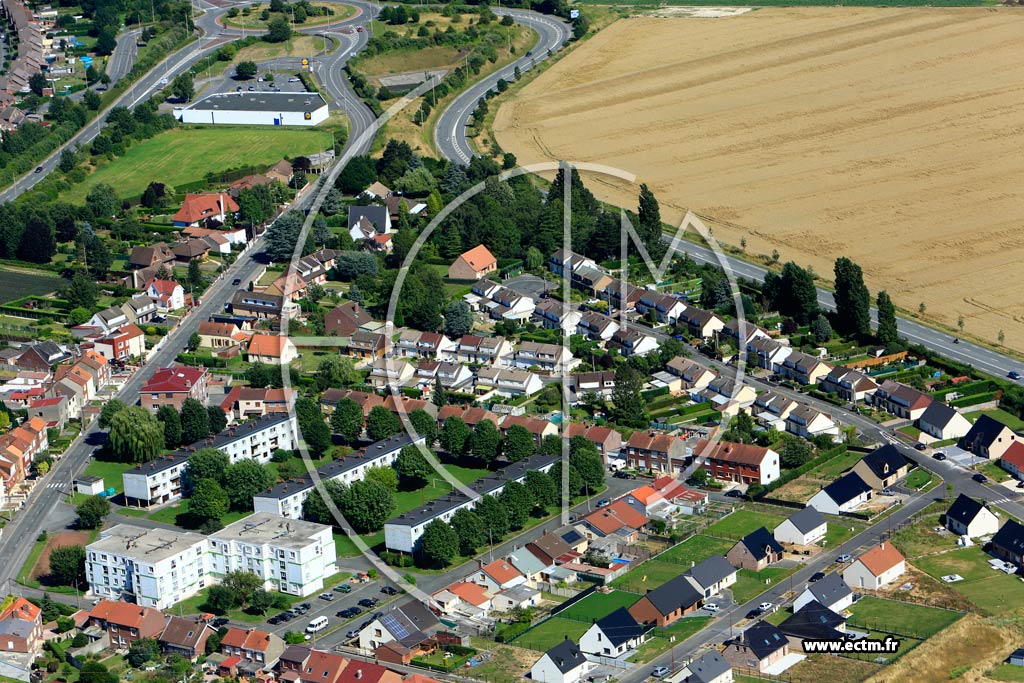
(396, 445, 432, 485)
(223, 459, 275, 511)
(611, 363, 648, 428)
(525, 470, 557, 508)
(636, 183, 666, 260)
(779, 436, 813, 469)
(443, 300, 473, 338)
(207, 405, 228, 434)
(340, 480, 395, 534)
(366, 465, 398, 492)
(440, 416, 470, 455)
(419, 519, 458, 567)
(499, 480, 533, 530)
(64, 270, 99, 310)
(302, 480, 347, 525)
(473, 495, 509, 538)
(569, 436, 605, 493)
(156, 404, 182, 449)
(470, 419, 501, 464)
(409, 409, 437, 444)
(179, 397, 210, 445)
(49, 545, 86, 586)
(763, 262, 819, 324)
(366, 405, 401, 442)
(833, 257, 871, 337)
(189, 478, 230, 524)
(502, 424, 534, 463)
(296, 397, 331, 457)
(450, 508, 486, 555)
(185, 448, 229, 488)
(331, 398, 364, 443)
(109, 407, 163, 464)
(315, 355, 359, 391)
(98, 398, 126, 428)
(75, 495, 110, 529)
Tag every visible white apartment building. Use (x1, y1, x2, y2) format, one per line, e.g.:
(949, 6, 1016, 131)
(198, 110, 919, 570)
(208, 513, 337, 597)
(200, 413, 298, 465)
(123, 452, 191, 509)
(86, 525, 209, 610)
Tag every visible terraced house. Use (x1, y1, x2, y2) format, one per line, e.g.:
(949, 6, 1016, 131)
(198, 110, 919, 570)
(625, 431, 687, 473)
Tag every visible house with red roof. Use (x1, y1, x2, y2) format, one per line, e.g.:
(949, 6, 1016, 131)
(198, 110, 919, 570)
(171, 192, 239, 228)
(578, 500, 648, 543)
(843, 542, 906, 590)
(294, 649, 349, 683)
(447, 244, 497, 280)
(336, 661, 402, 683)
(140, 365, 209, 412)
(650, 476, 708, 515)
(197, 320, 248, 350)
(1000, 441, 1024, 481)
(498, 415, 558, 445)
(564, 423, 623, 461)
(0, 596, 43, 654)
(473, 558, 527, 593)
(220, 627, 285, 668)
(221, 386, 295, 423)
(625, 431, 687, 474)
(28, 395, 68, 430)
(695, 439, 781, 487)
(145, 278, 186, 312)
(87, 600, 167, 648)
(0, 416, 48, 492)
(247, 334, 298, 365)
(93, 323, 145, 361)
(621, 485, 665, 516)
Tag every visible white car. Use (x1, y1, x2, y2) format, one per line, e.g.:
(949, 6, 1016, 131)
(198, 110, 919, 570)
(758, 602, 774, 612)
(703, 603, 720, 613)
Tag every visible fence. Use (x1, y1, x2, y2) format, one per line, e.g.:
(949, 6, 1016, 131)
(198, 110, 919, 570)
(549, 584, 599, 618)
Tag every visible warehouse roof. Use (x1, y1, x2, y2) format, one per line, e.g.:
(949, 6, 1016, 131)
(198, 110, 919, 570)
(184, 91, 327, 113)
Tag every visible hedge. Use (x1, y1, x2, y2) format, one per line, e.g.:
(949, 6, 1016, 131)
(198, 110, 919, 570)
(641, 386, 670, 401)
(951, 392, 998, 408)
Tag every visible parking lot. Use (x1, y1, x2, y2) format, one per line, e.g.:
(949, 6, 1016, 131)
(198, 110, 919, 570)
(194, 61, 314, 102)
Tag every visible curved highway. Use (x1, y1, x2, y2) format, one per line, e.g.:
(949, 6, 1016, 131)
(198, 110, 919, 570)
(434, 8, 570, 164)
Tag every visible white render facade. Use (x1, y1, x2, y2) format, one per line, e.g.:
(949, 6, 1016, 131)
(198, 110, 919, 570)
(123, 455, 189, 508)
(216, 414, 299, 464)
(208, 513, 337, 597)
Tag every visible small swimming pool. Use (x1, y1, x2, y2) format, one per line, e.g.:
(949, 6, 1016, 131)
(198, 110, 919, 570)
(548, 412, 564, 425)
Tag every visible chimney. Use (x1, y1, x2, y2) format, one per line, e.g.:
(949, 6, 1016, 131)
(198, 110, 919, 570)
(355, 670, 363, 679)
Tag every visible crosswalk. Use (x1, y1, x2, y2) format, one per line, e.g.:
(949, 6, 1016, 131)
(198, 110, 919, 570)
(46, 482, 64, 490)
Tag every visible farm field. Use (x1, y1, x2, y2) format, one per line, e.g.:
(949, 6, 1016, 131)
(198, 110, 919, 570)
(65, 127, 334, 201)
(493, 8, 1024, 352)
(0, 267, 64, 304)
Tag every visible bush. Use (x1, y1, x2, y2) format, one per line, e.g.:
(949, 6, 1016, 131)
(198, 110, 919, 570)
(381, 551, 414, 567)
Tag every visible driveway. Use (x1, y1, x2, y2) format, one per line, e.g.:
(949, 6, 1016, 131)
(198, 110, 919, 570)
(504, 274, 553, 300)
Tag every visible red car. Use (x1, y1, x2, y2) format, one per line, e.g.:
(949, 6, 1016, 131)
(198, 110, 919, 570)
(356, 26, 364, 32)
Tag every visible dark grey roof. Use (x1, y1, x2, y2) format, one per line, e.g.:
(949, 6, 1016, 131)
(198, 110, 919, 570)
(347, 205, 389, 233)
(206, 413, 292, 450)
(992, 519, 1024, 556)
(960, 414, 1013, 450)
(821, 472, 872, 506)
(685, 555, 736, 591)
(125, 450, 190, 477)
(386, 453, 557, 527)
(642, 574, 703, 617)
(185, 91, 327, 113)
(859, 445, 907, 480)
(947, 494, 988, 528)
(593, 608, 648, 648)
(785, 507, 827, 535)
(920, 401, 961, 429)
(806, 572, 852, 608)
(685, 651, 731, 683)
(739, 527, 783, 561)
(735, 622, 788, 660)
(779, 600, 845, 641)
(544, 638, 587, 674)
(561, 528, 584, 545)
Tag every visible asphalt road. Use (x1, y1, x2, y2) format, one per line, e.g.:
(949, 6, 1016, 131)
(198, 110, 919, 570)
(108, 28, 142, 83)
(434, 8, 571, 164)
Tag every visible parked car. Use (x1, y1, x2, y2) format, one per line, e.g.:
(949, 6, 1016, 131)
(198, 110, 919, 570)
(613, 471, 635, 480)
(703, 603, 720, 613)
(318, 592, 335, 601)
(381, 586, 398, 595)
(306, 616, 328, 634)
(289, 77, 300, 82)
(337, 584, 352, 593)
(337, 608, 359, 618)
(758, 602, 773, 613)
(651, 667, 670, 679)
(973, 473, 988, 483)
(724, 490, 744, 499)
(914, 442, 927, 451)
(347, 629, 361, 638)
(356, 25, 364, 31)
(212, 617, 229, 627)
(809, 572, 826, 583)
(933, 452, 947, 461)
(881, 488, 895, 496)
(232, 277, 241, 285)
(358, 598, 378, 608)
(836, 554, 852, 563)
(597, 499, 610, 507)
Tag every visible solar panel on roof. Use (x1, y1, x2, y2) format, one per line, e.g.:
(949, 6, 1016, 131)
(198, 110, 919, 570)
(381, 614, 408, 640)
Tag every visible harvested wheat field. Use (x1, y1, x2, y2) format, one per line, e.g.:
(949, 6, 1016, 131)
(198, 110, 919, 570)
(494, 8, 1024, 351)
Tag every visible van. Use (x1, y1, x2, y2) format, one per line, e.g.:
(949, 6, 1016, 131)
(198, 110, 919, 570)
(306, 616, 328, 633)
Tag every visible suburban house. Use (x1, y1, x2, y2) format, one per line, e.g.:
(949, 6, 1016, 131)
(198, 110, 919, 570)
(172, 238, 212, 264)
(991, 519, 1024, 567)
(747, 337, 793, 373)
(578, 500, 648, 542)
(526, 532, 575, 567)
(198, 320, 247, 350)
(348, 331, 390, 363)
(86, 601, 168, 648)
(851, 445, 909, 490)
(625, 432, 687, 473)
(820, 366, 878, 403)
(677, 651, 733, 683)
(721, 622, 790, 673)
(436, 405, 499, 430)
(368, 358, 416, 390)
(454, 334, 514, 366)
(774, 507, 828, 546)
(1001, 443, 1024, 481)
(683, 555, 738, 598)
(0, 597, 42, 655)
(534, 299, 583, 334)
(571, 266, 613, 297)
(843, 542, 906, 590)
(628, 574, 703, 627)
(512, 341, 578, 373)
(220, 386, 294, 422)
(140, 365, 209, 412)
(569, 370, 617, 399)
(549, 249, 598, 277)
(609, 328, 660, 357)
(93, 324, 146, 361)
(357, 600, 440, 654)
(695, 439, 780, 487)
(564, 424, 623, 461)
(960, 414, 1020, 459)
(448, 244, 498, 280)
(433, 582, 493, 616)
(666, 356, 717, 391)
(326, 301, 373, 337)
(778, 600, 846, 648)
(347, 205, 391, 241)
(364, 180, 392, 199)
(0, 416, 48, 492)
(785, 404, 839, 440)
(230, 290, 284, 319)
(472, 559, 527, 593)
(792, 572, 854, 614)
(727, 527, 784, 571)
(498, 415, 558, 444)
(945, 494, 1000, 539)
(778, 350, 832, 385)
(807, 472, 873, 515)
(145, 278, 186, 312)
(465, 280, 535, 322)
(576, 311, 620, 341)
(129, 242, 174, 270)
(680, 306, 725, 339)
(530, 638, 592, 683)
(395, 330, 457, 360)
(121, 294, 159, 325)
(579, 608, 649, 657)
(246, 333, 298, 365)
(85, 306, 128, 334)
(171, 193, 239, 227)
(220, 627, 285, 668)
(650, 476, 709, 515)
(637, 292, 687, 323)
(159, 616, 216, 661)
(723, 319, 770, 346)
(620, 485, 664, 517)
(870, 380, 933, 420)
(918, 401, 972, 441)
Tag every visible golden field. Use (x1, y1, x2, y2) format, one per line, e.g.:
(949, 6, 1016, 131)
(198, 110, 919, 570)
(493, 8, 1024, 351)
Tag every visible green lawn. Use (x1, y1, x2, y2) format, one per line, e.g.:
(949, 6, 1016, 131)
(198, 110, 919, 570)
(846, 596, 962, 638)
(902, 468, 935, 490)
(807, 450, 864, 479)
(965, 408, 1024, 431)
(821, 516, 866, 550)
(147, 499, 250, 528)
(914, 547, 997, 583)
(66, 127, 334, 201)
(627, 617, 711, 663)
(558, 590, 639, 623)
(83, 459, 135, 497)
(704, 509, 788, 541)
(914, 546, 1024, 615)
(977, 460, 1012, 483)
(731, 566, 797, 603)
(512, 617, 588, 652)
(988, 664, 1024, 682)
(612, 535, 734, 591)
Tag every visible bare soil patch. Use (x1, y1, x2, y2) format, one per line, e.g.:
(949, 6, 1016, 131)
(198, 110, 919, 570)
(32, 530, 91, 580)
(494, 8, 1024, 351)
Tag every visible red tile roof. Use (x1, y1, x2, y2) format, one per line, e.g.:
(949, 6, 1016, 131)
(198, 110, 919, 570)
(856, 543, 905, 577)
(1002, 442, 1024, 472)
(454, 244, 496, 271)
(248, 334, 291, 358)
(143, 365, 206, 393)
(172, 193, 239, 224)
(480, 559, 524, 585)
(581, 499, 648, 535)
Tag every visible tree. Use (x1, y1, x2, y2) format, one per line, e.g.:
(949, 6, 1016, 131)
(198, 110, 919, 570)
(302, 479, 347, 525)
(443, 300, 473, 338)
(611, 363, 648, 428)
(222, 571, 264, 605)
(80, 660, 115, 683)
(331, 398, 364, 443)
(551, 461, 585, 499)
(186, 331, 201, 352)
(315, 355, 359, 391)
(409, 409, 437, 444)
(470, 419, 501, 464)
(156, 404, 182, 448)
(126, 638, 160, 667)
(833, 257, 872, 337)
(366, 405, 401, 442)
(499, 480, 533, 529)
(188, 259, 203, 290)
(98, 398, 126, 428)
(224, 459, 274, 510)
(473, 495, 509, 538)
(340, 480, 395, 534)
(779, 436, 813, 469)
(180, 397, 210, 444)
(207, 405, 228, 434)
(49, 545, 86, 586)
(171, 72, 194, 101)
(450, 508, 486, 555)
(396, 445, 432, 484)
(206, 585, 237, 613)
(503, 424, 534, 463)
(186, 448, 229, 488)
(246, 361, 274, 388)
(366, 465, 398, 492)
(64, 270, 99, 310)
(296, 396, 331, 457)
(18, 219, 56, 263)
(439, 415, 469, 455)
(764, 262, 819, 324)
(336, 155, 376, 194)
(29, 71, 47, 96)
(419, 519, 458, 566)
(266, 15, 291, 41)
(248, 590, 273, 615)
(636, 184, 666, 260)
(569, 437, 605, 493)
(236, 60, 259, 79)
(109, 407, 163, 464)
(190, 478, 230, 523)
(431, 375, 448, 408)
(811, 314, 833, 344)
(525, 470, 557, 508)
(75, 495, 110, 529)
(876, 290, 899, 346)
(86, 184, 119, 220)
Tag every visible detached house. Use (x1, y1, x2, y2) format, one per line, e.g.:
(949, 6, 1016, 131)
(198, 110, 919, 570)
(87, 601, 167, 648)
(807, 472, 872, 515)
(247, 333, 298, 365)
(348, 330, 389, 363)
(326, 301, 373, 337)
(959, 414, 1020, 459)
(793, 572, 853, 614)
(778, 601, 847, 648)
(448, 244, 497, 280)
(991, 519, 1024, 568)
(683, 555, 738, 599)
(625, 432, 686, 473)
(695, 439, 780, 487)
(727, 527, 784, 571)
(843, 542, 906, 590)
(347, 205, 391, 241)
(140, 365, 209, 412)
(159, 616, 216, 661)
(570, 370, 616, 399)
(722, 622, 790, 674)
(678, 652, 733, 683)
(530, 638, 592, 683)
(918, 401, 972, 441)
(171, 193, 239, 227)
(774, 507, 827, 546)
(146, 278, 186, 312)
(851, 445, 909, 490)
(580, 608, 648, 657)
(220, 627, 285, 668)
(945, 494, 1000, 539)
(820, 366, 878, 402)
(129, 242, 175, 270)
(628, 574, 703, 627)
(578, 499, 648, 543)
(779, 351, 833, 385)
